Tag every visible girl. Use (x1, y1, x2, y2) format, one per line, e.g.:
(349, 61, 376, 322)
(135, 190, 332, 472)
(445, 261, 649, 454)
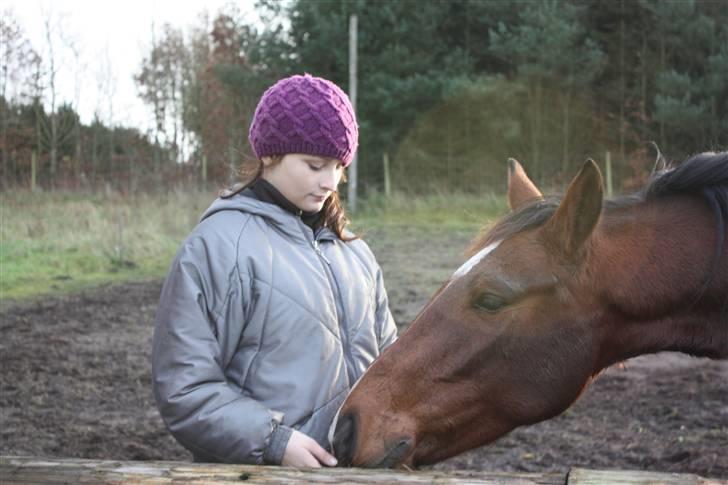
(151, 74, 398, 467)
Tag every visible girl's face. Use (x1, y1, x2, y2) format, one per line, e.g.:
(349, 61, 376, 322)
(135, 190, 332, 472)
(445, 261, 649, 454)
(262, 153, 344, 213)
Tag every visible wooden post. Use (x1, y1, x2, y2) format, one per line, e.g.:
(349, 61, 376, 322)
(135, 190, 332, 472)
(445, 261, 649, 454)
(31, 151, 37, 192)
(605, 150, 613, 198)
(115, 208, 125, 264)
(201, 154, 207, 188)
(347, 14, 358, 213)
(229, 143, 236, 186)
(383, 152, 391, 198)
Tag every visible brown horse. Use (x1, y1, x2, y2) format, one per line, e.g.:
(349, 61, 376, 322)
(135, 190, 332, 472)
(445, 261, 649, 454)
(331, 152, 728, 468)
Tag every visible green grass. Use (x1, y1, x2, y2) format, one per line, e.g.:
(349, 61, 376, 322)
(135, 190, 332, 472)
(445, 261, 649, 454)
(1, 189, 212, 301)
(353, 190, 506, 231)
(0, 189, 507, 302)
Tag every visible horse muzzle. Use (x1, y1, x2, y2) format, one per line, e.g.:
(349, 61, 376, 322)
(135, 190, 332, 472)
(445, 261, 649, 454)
(333, 410, 416, 468)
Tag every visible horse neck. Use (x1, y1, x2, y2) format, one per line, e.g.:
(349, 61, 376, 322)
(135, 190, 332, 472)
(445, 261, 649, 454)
(590, 195, 728, 369)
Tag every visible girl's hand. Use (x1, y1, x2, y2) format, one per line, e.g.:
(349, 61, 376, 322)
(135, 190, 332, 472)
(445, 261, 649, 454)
(281, 429, 338, 468)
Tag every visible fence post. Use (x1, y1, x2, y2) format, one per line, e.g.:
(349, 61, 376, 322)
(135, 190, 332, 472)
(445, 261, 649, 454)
(383, 152, 391, 198)
(347, 14, 358, 213)
(115, 208, 125, 265)
(201, 154, 207, 189)
(31, 151, 37, 192)
(229, 144, 236, 187)
(605, 150, 613, 198)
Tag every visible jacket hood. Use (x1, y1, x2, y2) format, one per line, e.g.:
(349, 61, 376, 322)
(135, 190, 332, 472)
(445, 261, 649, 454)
(200, 192, 337, 243)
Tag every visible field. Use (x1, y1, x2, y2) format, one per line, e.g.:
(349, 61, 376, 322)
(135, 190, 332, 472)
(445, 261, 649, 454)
(1, 192, 727, 478)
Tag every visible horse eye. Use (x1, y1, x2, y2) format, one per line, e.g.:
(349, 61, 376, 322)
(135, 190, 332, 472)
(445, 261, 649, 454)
(474, 293, 507, 313)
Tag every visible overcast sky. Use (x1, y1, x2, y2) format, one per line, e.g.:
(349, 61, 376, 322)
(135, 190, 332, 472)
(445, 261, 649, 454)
(3, 0, 257, 132)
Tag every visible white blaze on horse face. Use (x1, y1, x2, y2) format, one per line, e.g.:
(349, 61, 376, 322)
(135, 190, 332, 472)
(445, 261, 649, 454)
(451, 241, 502, 283)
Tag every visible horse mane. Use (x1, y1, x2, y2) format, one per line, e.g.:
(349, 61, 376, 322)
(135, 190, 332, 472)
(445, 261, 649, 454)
(646, 151, 728, 275)
(468, 151, 728, 259)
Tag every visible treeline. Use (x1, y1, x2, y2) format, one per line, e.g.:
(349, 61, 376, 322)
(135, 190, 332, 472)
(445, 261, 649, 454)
(0, 96, 179, 192)
(1, 10, 191, 192)
(2, 0, 727, 194)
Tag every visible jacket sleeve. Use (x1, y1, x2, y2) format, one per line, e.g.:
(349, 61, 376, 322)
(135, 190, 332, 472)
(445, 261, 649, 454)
(152, 236, 291, 465)
(374, 264, 398, 352)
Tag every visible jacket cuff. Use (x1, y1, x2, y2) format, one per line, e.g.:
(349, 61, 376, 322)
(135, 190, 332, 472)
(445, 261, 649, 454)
(263, 424, 293, 465)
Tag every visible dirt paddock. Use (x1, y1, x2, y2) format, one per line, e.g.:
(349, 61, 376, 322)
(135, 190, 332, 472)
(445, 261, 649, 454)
(1, 226, 726, 478)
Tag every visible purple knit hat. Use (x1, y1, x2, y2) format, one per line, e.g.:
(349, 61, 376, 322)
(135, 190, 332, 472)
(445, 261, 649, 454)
(248, 74, 359, 167)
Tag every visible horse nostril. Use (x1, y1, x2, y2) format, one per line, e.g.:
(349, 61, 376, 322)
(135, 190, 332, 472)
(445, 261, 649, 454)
(332, 411, 358, 466)
(378, 437, 413, 468)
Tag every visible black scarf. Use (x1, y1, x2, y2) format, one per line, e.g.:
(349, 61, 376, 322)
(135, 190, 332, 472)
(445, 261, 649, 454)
(247, 178, 324, 230)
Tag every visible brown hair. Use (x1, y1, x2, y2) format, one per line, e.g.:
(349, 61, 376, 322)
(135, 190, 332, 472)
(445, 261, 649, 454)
(221, 157, 357, 242)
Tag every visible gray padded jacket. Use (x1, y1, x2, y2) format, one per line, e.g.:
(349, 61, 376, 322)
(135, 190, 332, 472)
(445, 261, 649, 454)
(151, 193, 397, 465)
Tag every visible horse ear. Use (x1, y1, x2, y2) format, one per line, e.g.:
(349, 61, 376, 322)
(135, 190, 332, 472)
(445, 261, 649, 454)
(543, 159, 603, 260)
(507, 158, 543, 211)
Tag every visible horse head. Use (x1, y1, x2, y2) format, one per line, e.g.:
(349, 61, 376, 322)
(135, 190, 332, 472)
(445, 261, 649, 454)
(332, 153, 728, 468)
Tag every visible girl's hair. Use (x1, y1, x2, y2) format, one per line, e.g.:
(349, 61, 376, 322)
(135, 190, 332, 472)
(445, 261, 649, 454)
(221, 157, 357, 242)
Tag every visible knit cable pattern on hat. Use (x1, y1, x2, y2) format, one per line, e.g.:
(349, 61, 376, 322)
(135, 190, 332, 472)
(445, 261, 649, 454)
(248, 74, 359, 167)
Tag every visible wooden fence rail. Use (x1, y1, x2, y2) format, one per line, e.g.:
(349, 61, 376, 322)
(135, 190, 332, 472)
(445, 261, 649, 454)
(1, 456, 725, 484)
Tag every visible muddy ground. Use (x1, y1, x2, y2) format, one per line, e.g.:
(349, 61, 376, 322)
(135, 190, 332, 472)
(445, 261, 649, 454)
(1, 225, 727, 478)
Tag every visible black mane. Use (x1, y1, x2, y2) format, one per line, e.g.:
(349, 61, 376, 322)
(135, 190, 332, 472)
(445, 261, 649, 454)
(646, 152, 728, 286)
(645, 151, 728, 202)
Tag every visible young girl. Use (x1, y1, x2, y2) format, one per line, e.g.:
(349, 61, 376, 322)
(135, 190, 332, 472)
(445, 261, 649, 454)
(152, 74, 398, 467)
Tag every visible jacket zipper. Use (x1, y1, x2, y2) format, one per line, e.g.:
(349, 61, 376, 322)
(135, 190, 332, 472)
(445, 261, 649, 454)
(306, 229, 355, 386)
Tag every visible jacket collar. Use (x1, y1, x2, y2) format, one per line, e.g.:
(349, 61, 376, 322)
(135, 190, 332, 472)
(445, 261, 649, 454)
(201, 192, 339, 245)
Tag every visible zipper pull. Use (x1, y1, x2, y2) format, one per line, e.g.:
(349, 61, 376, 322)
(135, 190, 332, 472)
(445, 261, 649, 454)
(313, 240, 331, 265)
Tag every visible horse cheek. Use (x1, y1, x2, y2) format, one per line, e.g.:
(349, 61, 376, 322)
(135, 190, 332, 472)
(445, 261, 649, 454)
(499, 311, 595, 426)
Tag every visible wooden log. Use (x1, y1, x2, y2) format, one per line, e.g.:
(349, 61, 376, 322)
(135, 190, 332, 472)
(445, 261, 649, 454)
(2, 456, 725, 484)
(568, 467, 727, 485)
(0, 455, 561, 484)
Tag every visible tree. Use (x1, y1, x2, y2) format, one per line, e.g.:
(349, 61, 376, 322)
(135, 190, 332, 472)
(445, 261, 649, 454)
(135, 23, 190, 169)
(195, 11, 259, 184)
(39, 5, 80, 185)
(704, 25, 728, 148)
(179, 4, 290, 185)
(490, 0, 604, 180)
(0, 9, 39, 187)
